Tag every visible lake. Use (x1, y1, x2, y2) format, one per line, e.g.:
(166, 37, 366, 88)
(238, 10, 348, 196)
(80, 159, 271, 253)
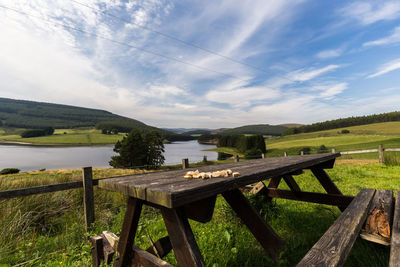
(0, 140, 217, 172)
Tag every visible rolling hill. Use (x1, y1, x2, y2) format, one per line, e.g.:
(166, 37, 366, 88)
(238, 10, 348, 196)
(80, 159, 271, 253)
(218, 124, 288, 136)
(0, 98, 196, 142)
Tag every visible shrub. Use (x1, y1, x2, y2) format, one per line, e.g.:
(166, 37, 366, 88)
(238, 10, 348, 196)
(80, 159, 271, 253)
(218, 152, 232, 160)
(318, 145, 328, 153)
(299, 147, 311, 155)
(0, 168, 20, 175)
(244, 148, 262, 159)
(341, 129, 350, 134)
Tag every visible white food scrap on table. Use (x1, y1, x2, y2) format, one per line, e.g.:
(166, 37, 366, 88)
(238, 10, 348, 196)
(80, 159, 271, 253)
(184, 169, 240, 179)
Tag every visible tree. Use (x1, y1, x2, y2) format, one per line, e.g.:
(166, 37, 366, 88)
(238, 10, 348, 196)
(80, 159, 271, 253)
(109, 130, 165, 169)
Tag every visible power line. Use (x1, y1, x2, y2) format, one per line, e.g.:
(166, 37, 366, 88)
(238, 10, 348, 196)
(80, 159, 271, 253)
(0, 4, 255, 84)
(69, 0, 298, 84)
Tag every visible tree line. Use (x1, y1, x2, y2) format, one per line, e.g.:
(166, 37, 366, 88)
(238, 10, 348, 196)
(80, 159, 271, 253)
(217, 134, 266, 158)
(283, 111, 400, 135)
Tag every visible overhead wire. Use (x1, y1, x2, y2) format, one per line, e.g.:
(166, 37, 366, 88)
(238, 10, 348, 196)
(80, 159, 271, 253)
(0, 4, 258, 85)
(69, 0, 299, 84)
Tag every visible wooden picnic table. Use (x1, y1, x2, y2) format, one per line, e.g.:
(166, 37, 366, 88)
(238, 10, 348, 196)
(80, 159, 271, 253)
(98, 153, 352, 267)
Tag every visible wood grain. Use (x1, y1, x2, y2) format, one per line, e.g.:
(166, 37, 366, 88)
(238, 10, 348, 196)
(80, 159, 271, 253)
(99, 153, 340, 208)
(222, 188, 285, 262)
(266, 189, 354, 207)
(132, 246, 173, 267)
(297, 188, 376, 267)
(161, 207, 205, 267)
(390, 193, 400, 267)
(114, 197, 143, 267)
(360, 190, 393, 245)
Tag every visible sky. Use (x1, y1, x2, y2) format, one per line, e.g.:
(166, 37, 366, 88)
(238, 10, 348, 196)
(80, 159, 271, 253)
(1, 0, 400, 129)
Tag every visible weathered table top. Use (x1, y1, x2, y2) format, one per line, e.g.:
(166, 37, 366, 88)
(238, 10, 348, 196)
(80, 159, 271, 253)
(98, 153, 340, 208)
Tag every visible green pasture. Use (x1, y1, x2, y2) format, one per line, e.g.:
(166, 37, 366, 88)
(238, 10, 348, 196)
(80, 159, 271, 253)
(0, 128, 125, 145)
(0, 161, 398, 266)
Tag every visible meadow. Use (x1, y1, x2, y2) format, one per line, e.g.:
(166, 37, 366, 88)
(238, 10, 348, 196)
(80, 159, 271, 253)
(0, 158, 398, 266)
(0, 128, 124, 145)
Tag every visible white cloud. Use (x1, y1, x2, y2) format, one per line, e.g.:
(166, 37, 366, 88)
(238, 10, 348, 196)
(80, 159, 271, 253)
(205, 85, 281, 107)
(363, 26, 400, 47)
(316, 49, 343, 59)
(312, 83, 348, 99)
(341, 1, 400, 25)
(288, 65, 340, 82)
(367, 58, 400, 78)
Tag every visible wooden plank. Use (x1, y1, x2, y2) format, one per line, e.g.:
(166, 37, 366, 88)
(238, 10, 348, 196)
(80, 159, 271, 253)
(146, 236, 172, 258)
(266, 189, 354, 207)
(184, 196, 216, 223)
(82, 167, 95, 231)
(0, 181, 83, 200)
(341, 149, 378, 155)
(360, 190, 393, 245)
(91, 235, 104, 267)
(161, 207, 205, 267)
(132, 246, 173, 267)
(114, 197, 143, 267)
(297, 188, 376, 267)
(99, 153, 341, 208)
(390, 193, 400, 267)
(222, 188, 285, 262)
(282, 175, 301, 195)
(310, 167, 346, 211)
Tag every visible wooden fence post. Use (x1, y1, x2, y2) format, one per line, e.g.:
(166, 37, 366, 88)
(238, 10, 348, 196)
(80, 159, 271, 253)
(82, 167, 95, 232)
(379, 144, 384, 164)
(261, 153, 265, 159)
(332, 148, 336, 153)
(300, 151, 304, 156)
(182, 158, 189, 169)
(234, 155, 240, 162)
(284, 152, 287, 157)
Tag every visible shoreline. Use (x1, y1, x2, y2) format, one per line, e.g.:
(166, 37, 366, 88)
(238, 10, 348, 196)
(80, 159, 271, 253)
(0, 141, 115, 147)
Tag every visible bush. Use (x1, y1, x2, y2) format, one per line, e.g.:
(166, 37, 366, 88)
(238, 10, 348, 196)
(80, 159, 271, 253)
(0, 168, 20, 175)
(20, 127, 54, 138)
(299, 147, 311, 155)
(341, 129, 350, 134)
(318, 145, 328, 153)
(218, 152, 232, 160)
(244, 148, 263, 159)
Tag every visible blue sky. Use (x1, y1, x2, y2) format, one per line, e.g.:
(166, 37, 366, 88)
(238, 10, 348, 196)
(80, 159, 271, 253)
(1, 0, 400, 128)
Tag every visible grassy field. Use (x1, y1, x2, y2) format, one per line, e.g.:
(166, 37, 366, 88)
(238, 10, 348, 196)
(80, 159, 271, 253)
(0, 159, 398, 266)
(0, 127, 124, 145)
(205, 121, 400, 160)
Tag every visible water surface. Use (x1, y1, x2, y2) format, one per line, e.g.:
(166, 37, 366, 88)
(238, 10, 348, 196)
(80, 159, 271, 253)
(0, 140, 217, 172)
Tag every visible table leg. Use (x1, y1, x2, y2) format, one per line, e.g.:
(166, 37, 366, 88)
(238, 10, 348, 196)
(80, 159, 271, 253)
(114, 197, 143, 267)
(161, 207, 206, 267)
(222, 188, 285, 263)
(311, 167, 347, 211)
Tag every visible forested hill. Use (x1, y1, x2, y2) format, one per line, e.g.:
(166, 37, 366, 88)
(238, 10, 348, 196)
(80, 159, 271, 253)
(218, 124, 288, 136)
(283, 111, 400, 135)
(0, 98, 186, 138)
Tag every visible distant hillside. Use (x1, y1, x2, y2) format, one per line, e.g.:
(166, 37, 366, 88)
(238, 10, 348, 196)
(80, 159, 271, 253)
(218, 124, 287, 136)
(278, 123, 303, 128)
(283, 111, 400, 135)
(183, 129, 212, 135)
(0, 97, 192, 140)
(164, 128, 211, 134)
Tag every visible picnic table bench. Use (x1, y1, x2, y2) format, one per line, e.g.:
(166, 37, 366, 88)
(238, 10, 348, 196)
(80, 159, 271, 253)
(298, 188, 400, 267)
(97, 153, 353, 267)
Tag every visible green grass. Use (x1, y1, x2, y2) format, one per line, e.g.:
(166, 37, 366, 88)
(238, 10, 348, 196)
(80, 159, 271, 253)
(0, 160, 397, 266)
(0, 128, 125, 145)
